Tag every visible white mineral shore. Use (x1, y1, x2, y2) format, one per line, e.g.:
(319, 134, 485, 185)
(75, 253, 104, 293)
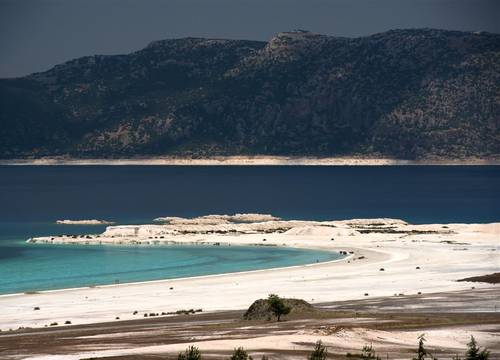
(2, 155, 499, 166)
(56, 219, 115, 225)
(2, 217, 498, 337)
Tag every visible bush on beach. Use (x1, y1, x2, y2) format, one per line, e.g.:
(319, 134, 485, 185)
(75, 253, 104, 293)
(230, 347, 253, 360)
(175, 333, 490, 359)
(308, 340, 328, 360)
(178, 345, 202, 360)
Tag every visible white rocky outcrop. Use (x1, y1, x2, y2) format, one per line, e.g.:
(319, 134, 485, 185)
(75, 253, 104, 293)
(56, 219, 115, 225)
(153, 213, 281, 224)
(30, 216, 455, 246)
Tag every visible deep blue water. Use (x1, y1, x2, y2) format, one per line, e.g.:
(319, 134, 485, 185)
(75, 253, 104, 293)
(0, 166, 499, 223)
(0, 165, 498, 294)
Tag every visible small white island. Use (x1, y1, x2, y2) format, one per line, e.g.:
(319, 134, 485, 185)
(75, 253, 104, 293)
(56, 219, 115, 225)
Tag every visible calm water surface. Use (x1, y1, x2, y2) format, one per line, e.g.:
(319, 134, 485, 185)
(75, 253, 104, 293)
(0, 242, 340, 295)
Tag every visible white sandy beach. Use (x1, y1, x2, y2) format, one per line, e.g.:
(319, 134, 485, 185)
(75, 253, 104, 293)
(2, 218, 499, 334)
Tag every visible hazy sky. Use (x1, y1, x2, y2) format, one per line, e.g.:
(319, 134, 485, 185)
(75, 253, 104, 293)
(1, 0, 499, 78)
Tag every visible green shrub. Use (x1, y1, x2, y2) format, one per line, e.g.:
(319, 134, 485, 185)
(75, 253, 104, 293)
(361, 344, 381, 360)
(267, 294, 291, 321)
(308, 340, 328, 360)
(461, 336, 490, 360)
(413, 334, 437, 360)
(230, 347, 253, 360)
(178, 345, 202, 360)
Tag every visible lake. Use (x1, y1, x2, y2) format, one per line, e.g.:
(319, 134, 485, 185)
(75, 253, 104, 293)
(0, 165, 498, 294)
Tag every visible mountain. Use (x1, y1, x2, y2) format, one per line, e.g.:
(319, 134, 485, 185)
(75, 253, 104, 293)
(1, 29, 499, 159)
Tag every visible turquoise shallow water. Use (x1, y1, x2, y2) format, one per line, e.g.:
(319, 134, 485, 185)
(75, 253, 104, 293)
(0, 234, 341, 295)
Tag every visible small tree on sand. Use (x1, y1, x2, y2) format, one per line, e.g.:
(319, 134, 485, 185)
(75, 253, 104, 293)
(465, 336, 490, 360)
(178, 345, 202, 360)
(308, 340, 328, 360)
(361, 344, 381, 360)
(267, 294, 291, 322)
(230, 347, 253, 360)
(413, 334, 437, 360)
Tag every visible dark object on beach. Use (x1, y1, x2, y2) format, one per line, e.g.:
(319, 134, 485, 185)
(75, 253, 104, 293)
(33, 307, 40, 311)
(64, 320, 71, 324)
(244, 296, 314, 321)
(457, 272, 500, 284)
(416, 266, 421, 269)
(170, 287, 174, 290)
(358, 256, 365, 260)
(380, 268, 385, 271)
(144, 313, 148, 317)
(364, 293, 369, 296)
(418, 292, 422, 295)
(133, 310, 138, 315)
(50, 322, 58, 326)
(115, 317, 120, 320)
